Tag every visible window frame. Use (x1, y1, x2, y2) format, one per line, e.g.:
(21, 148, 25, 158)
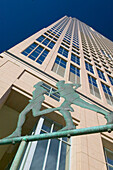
(19, 117, 71, 170)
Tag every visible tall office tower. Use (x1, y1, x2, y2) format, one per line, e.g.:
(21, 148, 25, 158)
(0, 16, 113, 169)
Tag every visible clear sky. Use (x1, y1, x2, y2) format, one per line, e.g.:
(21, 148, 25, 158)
(0, 0, 113, 53)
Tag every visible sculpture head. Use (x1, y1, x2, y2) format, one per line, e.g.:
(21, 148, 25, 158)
(34, 81, 43, 88)
(56, 80, 65, 88)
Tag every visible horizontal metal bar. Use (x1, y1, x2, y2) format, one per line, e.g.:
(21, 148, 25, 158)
(0, 124, 113, 145)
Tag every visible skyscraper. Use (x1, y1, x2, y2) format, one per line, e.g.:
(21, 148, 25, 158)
(0, 16, 113, 169)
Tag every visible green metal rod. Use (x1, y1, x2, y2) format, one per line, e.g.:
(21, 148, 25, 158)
(10, 140, 27, 170)
(0, 124, 113, 145)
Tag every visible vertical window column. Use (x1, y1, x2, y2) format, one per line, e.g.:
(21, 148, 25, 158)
(52, 56, 67, 77)
(69, 64, 80, 84)
(85, 61, 94, 74)
(108, 75, 113, 85)
(88, 75, 101, 98)
(20, 117, 71, 170)
(101, 83, 113, 105)
(97, 69, 106, 81)
(58, 47, 69, 58)
(104, 147, 113, 169)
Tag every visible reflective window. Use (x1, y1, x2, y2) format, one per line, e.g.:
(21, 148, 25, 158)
(42, 38, 50, 46)
(52, 56, 67, 77)
(97, 69, 106, 81)
(95, 63, 101, 68)
(105, 69, 111, 75)
(29, 46, 44, 61)
(84, 56, 91, 62)
(36, 49, 49, 64)
(69, 64, 80, 84)
(85, 61, 94, 74)
(108, 75, 113, 86)
(72, 49, 79, 55)
(104, 148, 113, 169)
(71, 53, 80, 65)
(36, 35, 45, 42)
(101, 83, 113, 105)
(21, 43, 49, 65)
(19, 117, 71, 170)
(22, 43, 37, 56)
(88, 75, 101, 98)
(58, 47, 68, 58)
(37, 35, 55, 49)
(41, 83, 60, 101)
(48, 41, 55, 49)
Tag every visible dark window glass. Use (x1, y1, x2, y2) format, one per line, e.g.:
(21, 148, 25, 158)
(97, 69, 106, 81)
(58, 47, 68, 58)
(36, 35, 45, 42)
(108, 75, 113, 85)
(85, 61, 94, 74)
(71, 53, 80, 65)
(70, 65, 80, 77)
(48, 41, 55, 49)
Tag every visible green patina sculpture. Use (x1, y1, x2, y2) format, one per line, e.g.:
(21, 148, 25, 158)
(6, 80, 113, 138)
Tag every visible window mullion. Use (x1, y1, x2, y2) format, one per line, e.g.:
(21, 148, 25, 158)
(42, 123, 54, 170)
(56, 139, 62, 170)
(21, 117, 44, 170)
(56, 58, 61, 74)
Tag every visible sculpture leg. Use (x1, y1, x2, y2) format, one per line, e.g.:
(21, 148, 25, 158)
(59, 109, 75, 131)
(73, 98, 113, 124)
(32, 107, 59, 117)
(73, 98, 108, 116)
(6, 103, 32, 138)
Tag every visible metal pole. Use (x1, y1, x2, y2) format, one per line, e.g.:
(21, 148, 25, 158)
(0, 124, 113, 146)
(10, 140, 27, 170)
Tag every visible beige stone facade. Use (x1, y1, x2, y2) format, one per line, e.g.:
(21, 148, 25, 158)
(0, 16, 113, 169)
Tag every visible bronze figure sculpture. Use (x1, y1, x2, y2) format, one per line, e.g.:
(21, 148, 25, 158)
(6, 80, 113, 138)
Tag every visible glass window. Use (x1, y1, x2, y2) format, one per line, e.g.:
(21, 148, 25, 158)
(97, 69, 106, 81)
(41, 83, 60, 101)
(52, 56, 67, 77)
(69, 64, 80, 84)
(48, 41, 55, 49)
(36, 35, 45, 42)
(71, 53, 80, 65)
(22, 43, 37, 56)
(95, 63, 101, 68)
(84, 56, 91, 62)
(85, 61, 94, 74)
(61, 43, 69, 49)
(101, 82, 113, 105)
(105, 69, 111, 74)
(19, 117, 71, 170)
(72, 49, 79, 55)
(36, 49, 49, 64)
(88, 75, 101, 98)
(28, 46, 44, 61)
(42, 38, 50, 46)
(58, 47, 68, 58)
(108, 75, 113, 86)
(72, 44, 79, 49)
(104, 148, 113, 169)
(22, 42, 50, 65)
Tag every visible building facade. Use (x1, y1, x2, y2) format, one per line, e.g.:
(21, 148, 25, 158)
(0, 16, 113, 169)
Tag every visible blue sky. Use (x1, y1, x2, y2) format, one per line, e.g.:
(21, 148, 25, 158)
(0, 0, 113, 53)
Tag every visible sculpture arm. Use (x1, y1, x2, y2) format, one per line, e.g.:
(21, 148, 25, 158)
(73, 83, 81, 90)
(50, 89, 61, 95)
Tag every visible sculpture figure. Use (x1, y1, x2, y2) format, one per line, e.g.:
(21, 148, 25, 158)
(52, 80, 113, 130)
(5, 80, 113, 138)
(7, 82, 58, 138)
